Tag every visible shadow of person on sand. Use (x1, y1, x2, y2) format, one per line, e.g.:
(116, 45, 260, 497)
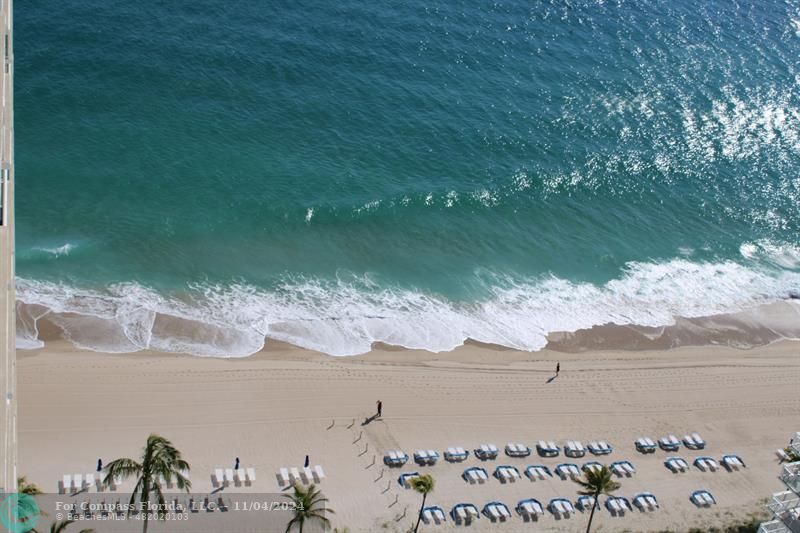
(546, 375, 557, 384)
(362, 414, 381, 426)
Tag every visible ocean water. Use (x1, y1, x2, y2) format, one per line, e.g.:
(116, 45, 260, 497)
(13, 0, 800, 356)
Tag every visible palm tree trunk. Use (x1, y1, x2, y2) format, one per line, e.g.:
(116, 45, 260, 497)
(413, 493, 428, 533)
(585, 489, 599, 533)
(142, 481, 150, 533)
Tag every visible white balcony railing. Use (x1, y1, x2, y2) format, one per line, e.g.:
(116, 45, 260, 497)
(758, 519, 790, 533)
(769, 491, 800, 516)
(781, 462, 800, 494)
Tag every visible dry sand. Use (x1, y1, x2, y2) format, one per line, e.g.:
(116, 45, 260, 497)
(16, 339, 800, 532)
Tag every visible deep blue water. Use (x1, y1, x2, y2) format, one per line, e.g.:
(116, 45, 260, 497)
(12, 0, 800, 355)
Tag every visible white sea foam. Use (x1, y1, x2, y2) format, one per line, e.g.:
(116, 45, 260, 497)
(15, 256, 800, 357)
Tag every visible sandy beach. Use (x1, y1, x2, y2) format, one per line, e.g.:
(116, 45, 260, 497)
(17, 339, 800, 532)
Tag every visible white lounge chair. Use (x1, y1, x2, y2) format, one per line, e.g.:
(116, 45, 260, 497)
(313, 465, 324, 483)
(302, 467, 314, 484)
(61, 475, 71, 494)
(278, 467, 290, 487)
(225, 468, 234, 486)
(475, 443, 499, 460)
(72, 474, 81, 492)
(635, 437, 657, 453)
(290, 467, 301, 483)
(214, 468, 224, 487)
(659, 434, 681, 451)
(444, 447, 469, 462)
(246, 467, 256, 485)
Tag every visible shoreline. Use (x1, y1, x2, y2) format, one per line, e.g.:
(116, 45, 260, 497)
(18, 338, 799, 531)
(17, 298, 800, 360)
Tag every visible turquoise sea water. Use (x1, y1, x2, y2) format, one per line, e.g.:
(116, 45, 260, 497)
(13, 0, 800, 355)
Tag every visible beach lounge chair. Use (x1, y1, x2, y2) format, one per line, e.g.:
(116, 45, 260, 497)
(278, 467, 290, 487)
(422, 506, 446, 525)
(555, 463, 580, 480)
(444, 447, 469, 462)
(693, 456, 719, 472)
(505, 442, 532, 457)
(516, 498, 544, 521)
(246, 467, 257, 485)
(577, 495, 597, 512)
(398, 472, 420, 488)
(72, 474, 81, 492)
(61, 475, 71, 494)
(493, 465, 520, 483)
(214, 468, 224, 487)
(450, 503, 480, 524)
(564, 440, 586, 458)
(537, 440, 560, 457)
(474, 443, 499, 460)
(659, 434, 681, 451)
(225, 468, 234, 486)
(683, 432, 706, 450)
(721, 454, 746, 471)
(312, 465, 324, 483)
(635, 437, 657, 454)
(233, 469, 243, 486)
(84, 473, 94, 490)
(482, 501, 511, 522)
(610, 460, 635, 477)
(462, 467, 488, 485)
(525, 465, 552, 481)
(414, 450, 440, 466)
(302, 467, 314, 484)
(548, 498, 575, 518)
(383, 450, 409, 467)
(665, 457, 689, 473)
(582, 461, 603, 474)
(633, 493, 658, 512)
(690, 490, 716, 507)
(290, 467, 302, 484)
(606, 496, 630, 516)
(587, 441, 613, 455)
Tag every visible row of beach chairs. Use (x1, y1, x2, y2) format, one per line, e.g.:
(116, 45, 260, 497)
(385, 440, 616, 467)
(665, 454, 745, 473)
(277, 465, 325, 487)
(436, 493, 661, 526)
(456, 460, 636, 485)
(635, 432, 706, 453)
(59, 473, 120, 494)
(212, 467, 256, 488)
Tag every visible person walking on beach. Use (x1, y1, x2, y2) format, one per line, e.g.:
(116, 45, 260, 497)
(234, 457, 240, 470)
(377, 400, 383, 418)
(556, 362, 560, 376)
(97, 459, 103, 472)
(304, 455, 310, 468)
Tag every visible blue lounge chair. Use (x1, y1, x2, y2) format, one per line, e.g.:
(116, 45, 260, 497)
(721, 454, 745, 471)
(398, 472, 420, 488)
(444, 447, 469, 462)
(421, 506, 446, 525)
(587, 441, 613, 455)
(690, 490, 716, 507)
(582, 461, 604, 474)
(482, 501, 512, 522)
(536, 440, 560, 457)
(516, 498, 544, 521)
(683, 432, 706, 450)
(493, 465, 521, 483)
(610, 460, 635, 477)
(548, 498, 575, 518)
(462, 467, 489, 484)
(658, 435, 681, 451)
(633, 492, 658, 512)
(664, 456, 689, 473)
(450, 503, 480, 524)
(474, 443, 499, 461)
(577, 495, 598, 512)
(555, 463, 580, 480)
(383, 450, 409, 467)
(525, 465, 552, 481)
(505, 442, 532, 458)
(635, 437, 657, 453)
(693, 456, 719, 472)
(605, 496, 631, 516)
(413, 449, 440, 466)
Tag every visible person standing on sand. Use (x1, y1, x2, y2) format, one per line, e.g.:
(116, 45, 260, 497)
(304, 455, 310, 468)
(235, 457, 240, 470)
(556, 362, 560, 375)
(97, 459, 102, 472)
(377, 400, 382, 418)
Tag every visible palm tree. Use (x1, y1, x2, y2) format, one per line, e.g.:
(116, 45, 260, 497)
(102, 434, 191, 533)
(48, 519, 95, 533)
(573, 465, 620, 533)
(409, 474, 434, 533)
(283, 483, 334, 533)
(14, 475, 43, 530)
